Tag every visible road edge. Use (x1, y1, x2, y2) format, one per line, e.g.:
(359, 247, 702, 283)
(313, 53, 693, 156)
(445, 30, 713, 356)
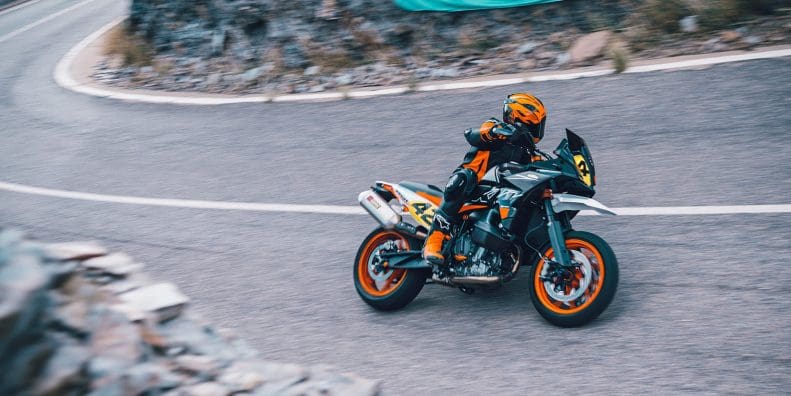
(54, 16, 791, 106)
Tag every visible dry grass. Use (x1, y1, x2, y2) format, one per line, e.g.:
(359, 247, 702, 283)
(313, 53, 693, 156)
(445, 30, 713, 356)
(640, 0, 782, 34)
(696, 0, 780, 29)
(642, 0, 690, 33)
(104, 23, 152, 66)
(610, 48, 629, 73)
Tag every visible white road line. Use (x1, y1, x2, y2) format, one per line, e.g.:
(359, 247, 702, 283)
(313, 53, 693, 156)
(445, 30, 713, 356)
(2, 181, 790, 217)
(0, 0, 100, 44)
(0, 0, 43, 17)
(53, 15, 791, 106)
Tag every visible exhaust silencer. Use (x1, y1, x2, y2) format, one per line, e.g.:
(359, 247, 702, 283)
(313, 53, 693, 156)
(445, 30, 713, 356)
(358, 190, 401, 229)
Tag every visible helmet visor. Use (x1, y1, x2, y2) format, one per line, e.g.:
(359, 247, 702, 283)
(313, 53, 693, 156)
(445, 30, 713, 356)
(526, 117, 546, 143)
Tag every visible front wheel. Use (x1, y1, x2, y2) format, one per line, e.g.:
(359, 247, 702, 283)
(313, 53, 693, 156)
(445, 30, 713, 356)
(529, 231, 618, 327)
(354, 227, 428, 311)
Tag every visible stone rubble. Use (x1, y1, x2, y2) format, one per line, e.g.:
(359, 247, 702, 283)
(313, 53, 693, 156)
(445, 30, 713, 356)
(93, 1, 791, 95)
(0, 229, 380, 396)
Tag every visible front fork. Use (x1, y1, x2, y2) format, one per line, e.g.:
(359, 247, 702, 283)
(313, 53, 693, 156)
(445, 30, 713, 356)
(543, 193, 572, 267)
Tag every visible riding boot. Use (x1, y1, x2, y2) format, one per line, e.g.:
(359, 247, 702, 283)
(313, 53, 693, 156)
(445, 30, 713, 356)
(422, 210, 453, 266)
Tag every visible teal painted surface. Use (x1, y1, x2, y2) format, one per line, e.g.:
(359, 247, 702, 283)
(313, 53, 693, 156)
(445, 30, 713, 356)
(394, 0, 559, 12)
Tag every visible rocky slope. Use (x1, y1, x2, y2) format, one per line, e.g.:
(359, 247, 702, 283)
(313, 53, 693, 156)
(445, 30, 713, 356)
(95, 0, 791, 94)
(0, 229, 378, 395)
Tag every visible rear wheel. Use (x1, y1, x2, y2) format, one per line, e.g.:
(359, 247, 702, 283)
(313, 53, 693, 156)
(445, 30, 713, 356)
(354, 228, 428, 311)
(529, 231, 618, 327)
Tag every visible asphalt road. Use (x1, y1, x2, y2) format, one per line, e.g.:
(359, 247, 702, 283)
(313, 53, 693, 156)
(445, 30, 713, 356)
(2, 1, 790, 394)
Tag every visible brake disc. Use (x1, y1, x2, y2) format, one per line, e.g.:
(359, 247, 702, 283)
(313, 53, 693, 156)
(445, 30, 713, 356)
(542, 249, 592, 303)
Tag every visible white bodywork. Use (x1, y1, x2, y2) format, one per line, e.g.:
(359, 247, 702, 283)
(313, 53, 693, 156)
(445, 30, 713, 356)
(550, 193, 617, 216)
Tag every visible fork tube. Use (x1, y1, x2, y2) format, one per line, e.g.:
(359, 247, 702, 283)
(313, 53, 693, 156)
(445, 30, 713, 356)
(544, 199, 571, 266)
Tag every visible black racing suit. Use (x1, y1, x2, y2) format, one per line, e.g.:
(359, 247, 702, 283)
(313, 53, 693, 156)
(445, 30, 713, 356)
(432, 117, 535, 233)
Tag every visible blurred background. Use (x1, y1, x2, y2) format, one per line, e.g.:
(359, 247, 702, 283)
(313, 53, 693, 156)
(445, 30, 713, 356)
(1, 0, 789, 395)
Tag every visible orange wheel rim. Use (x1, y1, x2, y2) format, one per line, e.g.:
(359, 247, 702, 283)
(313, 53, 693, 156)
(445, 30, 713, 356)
(357, 231, 409, 297)
(533, 239, 605, 315)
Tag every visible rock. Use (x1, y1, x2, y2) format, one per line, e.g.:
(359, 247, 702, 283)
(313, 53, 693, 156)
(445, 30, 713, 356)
(430, 67, 460, 79)
(119, 283, 189, 322)
(33, 345, 90, 396)
(281, 43, 308, 69)
(217, 362, 264, 392)
(515, 41, 540, 55)
(2, 338, 57, 393)
(82, 253, 143, 276)
(335, 74, 354, 86)
(210, 30, 226, 56)
(43, 241, 107, 261)
(555, 52, 570, 66)
(206, 73, 221, 86)
(283, 367, 380, 396)
(182, 382, 229, 396)
(534, 50, 557, 60)
(0, 232, 379, 396)
(548, 32, 566, 44)
(110, 302, 147, 322)
(123, 362, 182, 393)
(89, 307, 143, 373)
(568, 30, 612, 64)
(308, 84, 326, 93)
(518, 59, 536, 70)
(703, 37, 725, 51)
(102, 278, 142, 295)
(249, 362, 308, 396)
(743, 36, 762, 46)
(679, 16, 698, 33)
(176, 355, 220, 376)
(0, 249, 50, 355)
(721, 30, 741, 43)
(242, 67, 263, 82)
(316, 0, 339, 20)
(53, 300, 90, 336)
(303, 65, 321, 76)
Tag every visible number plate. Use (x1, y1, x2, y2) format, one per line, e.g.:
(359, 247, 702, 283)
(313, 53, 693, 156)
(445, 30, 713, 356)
(573, 154, 592, 186)
(408, 201, 437, 228)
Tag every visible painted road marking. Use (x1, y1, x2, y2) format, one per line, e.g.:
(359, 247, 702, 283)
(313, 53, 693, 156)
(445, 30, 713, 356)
(0, 0, 44, 17)
(0, 0, 101, 44)
(53, 15, 791, 105)
(1, 181, 790, 216)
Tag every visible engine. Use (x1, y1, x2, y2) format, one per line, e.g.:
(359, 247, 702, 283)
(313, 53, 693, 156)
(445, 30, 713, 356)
(450, 229, 511, 277)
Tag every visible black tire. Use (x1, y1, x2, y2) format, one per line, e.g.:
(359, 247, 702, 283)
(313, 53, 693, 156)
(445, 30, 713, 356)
(353, 227, 429, 311)
(528, 231, 618, 327)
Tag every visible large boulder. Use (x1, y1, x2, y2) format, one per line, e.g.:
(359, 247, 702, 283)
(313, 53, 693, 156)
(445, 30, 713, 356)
(568, 30, 612, 64)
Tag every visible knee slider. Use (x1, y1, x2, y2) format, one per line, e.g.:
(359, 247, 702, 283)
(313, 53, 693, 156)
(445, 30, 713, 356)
(445, 169, 476, 198)
(445, 168, 478, 195)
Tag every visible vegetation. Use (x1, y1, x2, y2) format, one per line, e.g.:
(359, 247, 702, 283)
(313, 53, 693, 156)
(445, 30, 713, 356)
(103, 23, 152, 66)
(610, 48, 629, 74)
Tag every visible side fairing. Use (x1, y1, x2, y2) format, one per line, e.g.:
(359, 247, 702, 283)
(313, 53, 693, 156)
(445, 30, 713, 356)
(393, 184, 438, 228)
(503, 171, 552, 194)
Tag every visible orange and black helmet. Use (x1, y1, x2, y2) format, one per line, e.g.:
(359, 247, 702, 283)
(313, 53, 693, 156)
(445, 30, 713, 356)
(502, 93, 547, 143)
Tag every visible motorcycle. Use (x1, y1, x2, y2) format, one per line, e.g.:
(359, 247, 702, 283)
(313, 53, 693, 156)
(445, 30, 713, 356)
(354, 129, 618, 327)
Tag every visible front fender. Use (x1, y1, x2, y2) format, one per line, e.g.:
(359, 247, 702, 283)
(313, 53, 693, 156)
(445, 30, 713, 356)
(550, 193, 617, 216)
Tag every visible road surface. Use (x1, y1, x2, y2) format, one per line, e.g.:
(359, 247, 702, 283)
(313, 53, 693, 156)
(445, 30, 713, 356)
(1, 1, 789, 394)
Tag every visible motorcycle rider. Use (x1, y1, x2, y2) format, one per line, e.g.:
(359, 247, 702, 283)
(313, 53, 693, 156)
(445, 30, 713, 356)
(422, 92, 547, 266)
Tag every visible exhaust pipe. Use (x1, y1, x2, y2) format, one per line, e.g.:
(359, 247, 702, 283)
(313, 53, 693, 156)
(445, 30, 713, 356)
(450, 276, 502, 285)
(358, 190, 400, 229)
